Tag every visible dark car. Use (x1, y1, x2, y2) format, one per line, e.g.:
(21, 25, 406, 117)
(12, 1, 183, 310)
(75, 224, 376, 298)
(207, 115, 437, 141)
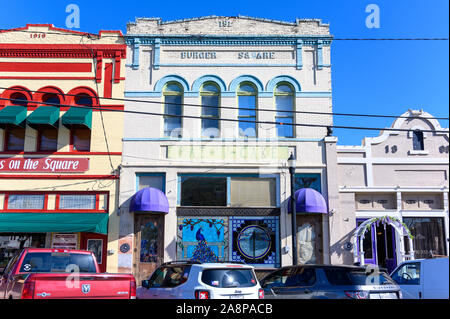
(259, 264, 402, 299)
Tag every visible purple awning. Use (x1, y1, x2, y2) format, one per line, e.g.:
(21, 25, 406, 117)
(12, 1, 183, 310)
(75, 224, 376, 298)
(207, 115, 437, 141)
(288, 188, 328, 214)
(129, 187, 169, 214)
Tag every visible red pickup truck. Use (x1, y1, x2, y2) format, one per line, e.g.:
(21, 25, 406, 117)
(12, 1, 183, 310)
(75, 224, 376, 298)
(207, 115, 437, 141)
(0, 248, 136, 299)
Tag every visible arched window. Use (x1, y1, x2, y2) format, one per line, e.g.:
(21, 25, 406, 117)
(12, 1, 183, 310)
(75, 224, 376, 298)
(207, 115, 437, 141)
(237, 83, 257, 138)
(200, 82, 220, 138)
(10, 92, 28, 107)
(275, 83, 294, 138)
(412, 130, 424, 150)
(163, 82, 183, 138)
(42, 93, 60, 105)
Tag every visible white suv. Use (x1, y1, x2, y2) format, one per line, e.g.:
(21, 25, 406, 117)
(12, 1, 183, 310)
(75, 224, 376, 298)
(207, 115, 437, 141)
(137, 261, 264, 299)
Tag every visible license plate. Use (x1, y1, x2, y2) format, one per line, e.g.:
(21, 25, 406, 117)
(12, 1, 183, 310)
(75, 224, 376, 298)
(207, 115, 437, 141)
(370, 293, 397, 299)
(229, 295, 244, 299)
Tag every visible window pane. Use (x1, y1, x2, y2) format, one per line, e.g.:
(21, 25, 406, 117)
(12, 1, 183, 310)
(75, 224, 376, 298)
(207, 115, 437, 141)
(72, 128, 91, 151)
(202, 119, 220, 138)
(165, 95, 182, 115)
(75, 94, 92, 106)
(10, 93, 28, 106)
(8, 195, 45, 209)
(276, 96, 293, 113)
(391, 262, 421, 285)
(59, 195, 96, 210)
(413, 131, 424, 150)
(39, 128, 58, 151)
(138, 175, 165, 191)
(201, 96, 219, 117)
(230, 178, 276, 207)
(201, 269, 257, 288)
(276, 117, 293, 138)
(19, 252, 97, 273)
(275, 85, 293, 94)
(165, 83, 183, 93)
(201, 84, 219, 94)
(239, 121, 256, 137)
(42, 94, 60, 105)
(164, 95, 182, 137)
(181, 177, 227, 206)
(403, 217, 446, 258)
(238, 84, 256, 94)
(5, 127, 25, 151)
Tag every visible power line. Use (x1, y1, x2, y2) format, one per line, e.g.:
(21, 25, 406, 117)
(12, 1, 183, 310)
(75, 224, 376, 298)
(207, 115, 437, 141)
(1, 96, 448, 134)
(1, 27, 448, 41)
(1, 86, 448, 121)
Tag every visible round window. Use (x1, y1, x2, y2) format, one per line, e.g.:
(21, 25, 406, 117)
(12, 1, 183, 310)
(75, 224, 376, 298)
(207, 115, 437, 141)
(237, 225, 271, 259)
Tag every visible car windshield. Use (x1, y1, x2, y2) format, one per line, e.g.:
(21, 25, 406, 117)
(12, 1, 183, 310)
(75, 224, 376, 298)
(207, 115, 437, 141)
(19, 252, 97, 273)
(324, 267, 395, 286)
(201, 268, 257, 288)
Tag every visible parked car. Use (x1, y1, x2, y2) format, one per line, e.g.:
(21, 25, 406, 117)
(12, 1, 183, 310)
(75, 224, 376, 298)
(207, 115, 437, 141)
(390, 257, 449, 299)
(137, 261, 264, 299)
(259, 264, 402, 299)
(0, 248, 136, 299)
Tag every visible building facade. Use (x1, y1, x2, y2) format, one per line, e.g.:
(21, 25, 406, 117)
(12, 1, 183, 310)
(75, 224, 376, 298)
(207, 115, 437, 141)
(0, 24, 126, 272)
(119, 16, 334, 281)
(328, 110, 449, 272)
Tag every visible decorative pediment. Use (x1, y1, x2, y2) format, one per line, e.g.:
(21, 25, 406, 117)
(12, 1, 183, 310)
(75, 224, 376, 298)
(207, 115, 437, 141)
(127, 15, 330, 36)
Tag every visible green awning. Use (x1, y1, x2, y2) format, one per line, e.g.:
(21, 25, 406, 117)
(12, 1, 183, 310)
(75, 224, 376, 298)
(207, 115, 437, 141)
(0, 105, 27, 128)
(61, 107, 92, 129)
(26, 106, 60, 128)
(0, 213, 108, 234)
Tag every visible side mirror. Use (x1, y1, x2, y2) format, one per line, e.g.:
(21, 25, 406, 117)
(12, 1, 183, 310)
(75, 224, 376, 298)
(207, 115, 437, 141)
(141, 280, 150, 289)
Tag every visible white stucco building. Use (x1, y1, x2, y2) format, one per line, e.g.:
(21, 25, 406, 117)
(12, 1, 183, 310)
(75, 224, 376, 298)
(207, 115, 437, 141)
(329, 110, 449, 273)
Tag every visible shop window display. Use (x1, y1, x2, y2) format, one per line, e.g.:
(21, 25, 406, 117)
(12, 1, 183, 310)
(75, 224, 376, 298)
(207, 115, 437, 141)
(0, 234, 46, 270)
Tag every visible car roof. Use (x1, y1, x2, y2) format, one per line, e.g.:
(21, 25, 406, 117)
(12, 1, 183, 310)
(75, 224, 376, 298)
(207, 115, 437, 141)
(23, 248, 93, 254)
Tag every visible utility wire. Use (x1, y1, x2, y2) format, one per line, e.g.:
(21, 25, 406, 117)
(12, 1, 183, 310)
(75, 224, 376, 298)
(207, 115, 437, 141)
(1, 86, 448, 121)
(1, 96, 448, 134)
(1, 27, 448, 41)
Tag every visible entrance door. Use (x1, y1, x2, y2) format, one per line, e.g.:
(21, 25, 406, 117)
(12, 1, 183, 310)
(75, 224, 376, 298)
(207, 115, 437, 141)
(296, 215, 323, 264)
(356, 219, 397, 272)
(134, 214, 165, 284)
(80, 233, 108, 273)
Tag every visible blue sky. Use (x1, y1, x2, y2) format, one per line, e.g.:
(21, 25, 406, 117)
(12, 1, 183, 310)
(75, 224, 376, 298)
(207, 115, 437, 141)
(1, 0, 448, 145)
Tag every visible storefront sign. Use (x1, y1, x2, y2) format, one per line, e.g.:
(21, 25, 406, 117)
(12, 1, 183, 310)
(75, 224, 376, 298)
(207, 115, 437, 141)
(51, 233, 78, 250)
(0, 158, 89, 173)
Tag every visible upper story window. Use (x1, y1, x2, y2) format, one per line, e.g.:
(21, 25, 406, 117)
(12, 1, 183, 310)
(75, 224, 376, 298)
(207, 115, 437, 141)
(70, 94, 92, 152)
(237, 83, 257, 138)
(201, 82, 220, 138)
(10, 92, 28, 107)
(38, 127, 58, 152)
(7, 194, 45, 210)
(42, 93, 60, 106)
(412, 130, 424, 151)
(4, 127, 25, 152)
(59, 194, 96, 210)
(275, 83, 294, 138)
(163, 82, 183, 138)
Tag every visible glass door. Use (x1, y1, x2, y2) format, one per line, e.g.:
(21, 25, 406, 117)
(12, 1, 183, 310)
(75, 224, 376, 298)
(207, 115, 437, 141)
(356, 219, 377, 266)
